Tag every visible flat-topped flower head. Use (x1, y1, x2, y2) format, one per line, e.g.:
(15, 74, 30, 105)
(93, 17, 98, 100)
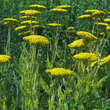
(20, 10, 40, 16)
(29, 4, 47, 10)
(68, 39, 87, 48)
(94, 22, 108, 28)
(18, 30, 31, 36)
(15, 25, 27, 31)
(104, 18, 110, 23)
(77, 31, 98, 40)
(21, 20, 38, 25)
(99, 55, 110, 66)
(78, 14, 92, 20)
(0, 55, 11, 63)
(47, 23, 62, 27)
(20, 16, 36, 20)
(67, 26, 75, 30)
(50, 8, 68, 14)
(45, 68, 73, 76)
(23, 35, 49, 46)
(85, 9, 100, 14)
(106, 26, 110, 31)
(92, 10, 105, 17)
(3, 18, 19, 25)
(56, 5, 71, 9)
(73, 53, 99, 62)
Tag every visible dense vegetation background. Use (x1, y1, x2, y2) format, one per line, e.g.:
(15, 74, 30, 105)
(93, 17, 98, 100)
(0, 0, 110, 110)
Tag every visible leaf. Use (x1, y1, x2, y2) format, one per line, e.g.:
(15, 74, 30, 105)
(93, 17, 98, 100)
(40, 76, 50, 94)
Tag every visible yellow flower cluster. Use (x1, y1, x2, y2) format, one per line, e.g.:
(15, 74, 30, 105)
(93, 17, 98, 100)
(23, 35, 49, 45)
(3, 18, 19, 25)
(47, 23, 62, 27)
(85, 10, 100, 14)
(67, 26, 75, 30)
(18, 30, 31, 36)
(20, 10, 40, 16)
(29, 4, 47, 10)
(99, 55, 110, 66)
(73, 53, 99, 61)
(104, 18, 110, 23)
(56, 5, 71, 9)
(15, 25, 27, 31)
(0, 55, 11, 63)
(50, 8, 68, 14)
(94, 22, 108, 28)
(45, 68, 73, 76)
(77, 31, 98, 40)
(68, 39, 86, 48)
(21, 20, 38, 25)
(20, 16, 36, 20)
(78, 14, 92, 20)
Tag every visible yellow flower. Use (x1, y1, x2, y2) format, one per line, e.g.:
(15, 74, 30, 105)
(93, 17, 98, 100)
(73, 53, 99, 61)
(99, 32, 105, 36)
(85, 9, 100, 14)
(47, 23, 62, 27)
(99, 55, 110, 66)
(92, 10, 105, 16)
(23, 35, 49, 46)
(56, 5, 71, 9)
(92, 17, 101, 21)
(77, 31, 98, 40)
(29, 4, 47, 10)
(32, 25, 45, 29)
(90, 61, 97, 68)
(0, 55, 11, 63)
(104, 18, 110, 23)
(20, 16, 36, 20)
(18, 30, 31, 36)
(94, 22, 108, 28)
(67, 26, 75, 30)
(20, 10, 40, 16)
(68, 39, 87, 48)
(21, 20, 38, 25)
(45, 68, 73, 76)
(106, 26, 110, 30)
(15, 25, 27, 31)
(78, 14, 92, 20)
(3, 18, 19, 25)
(50, 8, 68, 14)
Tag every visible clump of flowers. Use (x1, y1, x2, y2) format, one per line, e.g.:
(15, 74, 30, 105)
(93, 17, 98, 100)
(20, 16, 36, 20)
(104, 18, 110, 24)
(50, 8, 68, 14)
(47, 23, 62, 27)
(3, 18, 19, 25)
(45, 68, 73, 76)
(99, 55, 110, 66)
(56, 5, 71, 9)
(78, 14, 92, 20)
(21, 20, 38, 25)
(23, 35, 49, 46)
(18, 30, 31, 36)
(15, 25, 28, 31)
(68, 39, 87, 48)
(77, 31, 98, 40)
(0, 55, 11, 63)
(73, 52, 99, 62)
(94, 22, 108, 28)
(20, 10, 40, 16)
(29, 4, 47, 10)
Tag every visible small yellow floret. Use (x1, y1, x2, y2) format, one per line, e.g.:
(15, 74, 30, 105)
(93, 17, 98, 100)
(77, 31, 98, 40)
(73, 53, 99, 61)
(99, 55, 110, 66)
(45, 68, 73, 76)
(0, 55, 11, 63)
(67, 26, 75, 30)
